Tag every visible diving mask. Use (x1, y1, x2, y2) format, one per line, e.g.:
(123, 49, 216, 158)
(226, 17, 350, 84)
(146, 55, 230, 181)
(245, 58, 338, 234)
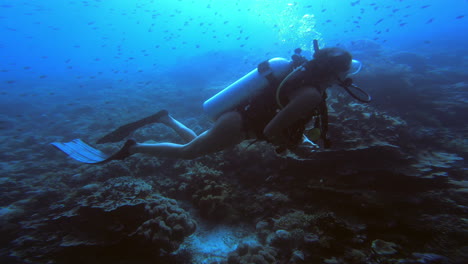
(348, 59, 362, 76)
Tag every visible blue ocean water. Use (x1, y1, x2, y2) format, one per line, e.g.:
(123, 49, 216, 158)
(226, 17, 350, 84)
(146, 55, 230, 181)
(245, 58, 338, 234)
(1, 0, 467, 263)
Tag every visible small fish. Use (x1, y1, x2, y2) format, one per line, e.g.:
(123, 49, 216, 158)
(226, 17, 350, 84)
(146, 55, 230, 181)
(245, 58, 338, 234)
(374, 18, 384, 25)
(426, 18, 434, 24)
(456, 15, 464, 19)
(421, 5, 430, 9)
(399, 22, 407, 26)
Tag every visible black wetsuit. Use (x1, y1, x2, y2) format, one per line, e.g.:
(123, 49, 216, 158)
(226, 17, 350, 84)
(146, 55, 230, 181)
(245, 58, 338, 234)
(236, 69, 326, 150)
(236, 82, 281, 140)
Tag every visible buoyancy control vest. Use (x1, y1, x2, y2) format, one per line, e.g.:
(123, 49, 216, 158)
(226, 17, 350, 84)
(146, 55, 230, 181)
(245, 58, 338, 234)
(202, 56, 331, 151)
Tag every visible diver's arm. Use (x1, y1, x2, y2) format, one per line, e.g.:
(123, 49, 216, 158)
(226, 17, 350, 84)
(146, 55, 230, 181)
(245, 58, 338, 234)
(263, 86, 322, 143)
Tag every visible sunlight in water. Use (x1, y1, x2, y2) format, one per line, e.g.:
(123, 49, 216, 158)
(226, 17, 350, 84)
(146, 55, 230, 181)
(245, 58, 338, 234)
(253, 1, 322, 53)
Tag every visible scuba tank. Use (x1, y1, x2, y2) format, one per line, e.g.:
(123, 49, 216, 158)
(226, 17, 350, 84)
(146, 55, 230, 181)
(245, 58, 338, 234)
(203, 58, 292, 120)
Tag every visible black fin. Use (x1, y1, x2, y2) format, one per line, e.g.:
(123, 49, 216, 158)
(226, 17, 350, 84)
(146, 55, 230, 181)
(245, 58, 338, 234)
(97, 110, 168, 144)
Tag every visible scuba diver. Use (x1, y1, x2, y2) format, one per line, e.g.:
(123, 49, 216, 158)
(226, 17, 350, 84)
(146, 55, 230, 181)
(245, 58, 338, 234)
(52, 40, 371, 164)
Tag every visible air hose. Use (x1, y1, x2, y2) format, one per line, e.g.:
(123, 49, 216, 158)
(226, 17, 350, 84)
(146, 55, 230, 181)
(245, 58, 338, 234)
(337, 78, 372, 103)
(275, 65, 304, 109)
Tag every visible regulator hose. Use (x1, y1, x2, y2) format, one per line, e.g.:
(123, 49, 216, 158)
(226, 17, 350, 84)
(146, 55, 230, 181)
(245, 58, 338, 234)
(275, 65, 304, 109)
(338, 78, 372, 103)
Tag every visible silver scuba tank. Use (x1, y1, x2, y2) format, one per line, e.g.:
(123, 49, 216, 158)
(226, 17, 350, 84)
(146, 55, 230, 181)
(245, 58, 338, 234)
(203, 57, 292, 120)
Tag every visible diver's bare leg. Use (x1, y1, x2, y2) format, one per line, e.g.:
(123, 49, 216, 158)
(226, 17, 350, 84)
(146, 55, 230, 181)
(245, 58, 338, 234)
(130, 111, 245, 159)
(159, 114, 197, 142)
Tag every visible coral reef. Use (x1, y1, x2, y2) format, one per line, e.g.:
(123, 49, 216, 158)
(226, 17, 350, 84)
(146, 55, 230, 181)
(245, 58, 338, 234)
(155, 160, 246, 222)
(245, 191, 291, 218)
(225, 243, 277, 264)
(371, 239, 399, 255)
(192, 179, 235, 220)
(7, 177, 196, 263)
(1, 38, 467, 264)
(412, 151, 464, 177)
(263, 211, 364, 263)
